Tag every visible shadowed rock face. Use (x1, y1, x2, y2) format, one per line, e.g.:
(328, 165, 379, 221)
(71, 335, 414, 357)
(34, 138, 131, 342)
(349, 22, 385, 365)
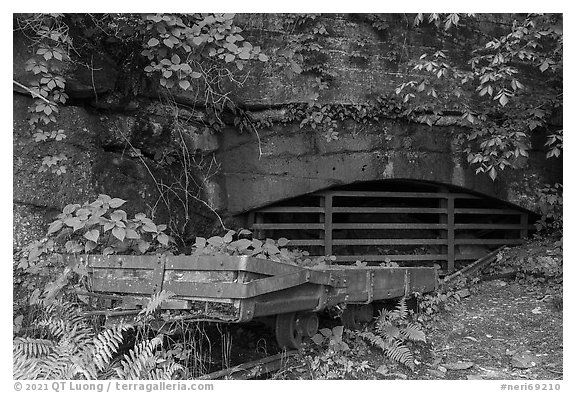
(215, 119, 561, 214)
(12, 14, 562, 246)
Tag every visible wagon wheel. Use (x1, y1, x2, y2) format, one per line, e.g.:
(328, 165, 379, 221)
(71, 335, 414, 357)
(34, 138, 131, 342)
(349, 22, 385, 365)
(341, 304, 374, 330)
(275, 312, 303, 349)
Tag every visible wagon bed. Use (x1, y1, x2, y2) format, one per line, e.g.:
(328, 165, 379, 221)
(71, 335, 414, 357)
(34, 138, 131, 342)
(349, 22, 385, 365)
(70, 254, 437, 348)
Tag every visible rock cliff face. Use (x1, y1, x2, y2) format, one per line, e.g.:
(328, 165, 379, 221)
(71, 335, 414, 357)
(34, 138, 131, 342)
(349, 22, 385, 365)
(12, 14, 562, 248)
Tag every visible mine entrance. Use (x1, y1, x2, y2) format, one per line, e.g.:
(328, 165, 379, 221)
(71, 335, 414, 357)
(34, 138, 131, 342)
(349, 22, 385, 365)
(243, 180, 536, 273)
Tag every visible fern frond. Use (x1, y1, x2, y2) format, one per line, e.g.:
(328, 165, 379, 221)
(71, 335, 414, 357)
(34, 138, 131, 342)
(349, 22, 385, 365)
(150, 361, 184, 380)
(377, 322, 401, 340)
(386, 339, 414, 371)
(392, 296, 408, 320)
(401, 323, 426, 343)
(13, 337, 54, 358)
(357, 331, 388, 351)
(91, 324, 129, 373)
(13, 355, 43, 379)
(140, 291, 175, 317)
(114, 336, 163, 380)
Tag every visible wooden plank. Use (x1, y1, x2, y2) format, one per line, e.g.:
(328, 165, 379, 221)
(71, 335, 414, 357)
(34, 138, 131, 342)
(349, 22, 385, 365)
(454, 208, 522, 215)
(256, 206, 324, 213)
(151, 255, 167, 295)
(332, 207, 447, 214)
(332, 239, 447, 245)
(444, 246, 506, 283)
(324, 195, 333, 256)
(198, 351, 298, 380)
(165, 255, 303, 277)
(284, 239, 324, 246)
(91, 276, 154, 295)
(252, 223, 324, 230)
(453, 238, 523, 245)
(86, 255, 157, 269)
(332, 223, 447, 230)
(334, 254, 447, 262)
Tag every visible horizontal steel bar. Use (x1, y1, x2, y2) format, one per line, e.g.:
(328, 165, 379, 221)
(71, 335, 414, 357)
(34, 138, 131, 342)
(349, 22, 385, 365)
(453, 238, 524, 245)
(313, 191, 480, 199)
(332, 207, 447, 214)
(333, 254, 448, 262)
(256, 207, 324, 213)
(454, 224, 525, 230)
(333, 239, 447, 245)
(454, 208, 523, 215)
(252, 223, 324, 230)
(332, 223, 447, 230)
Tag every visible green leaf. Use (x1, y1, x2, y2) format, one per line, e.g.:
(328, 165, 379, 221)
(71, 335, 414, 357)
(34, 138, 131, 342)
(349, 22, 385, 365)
(63, 203, 80, 215)
(112, 227, 126, 242)
(192, 36, 204, 46)
(488, 166, 497, 180)
(238, 48, 251, 60)
(190, 71, 202, 79)
(178, 80, 191, 90)
(137, 240, 150, 254)
(84, 229, 100, 243)
(195, 237, 206, 248)
(157, 233, 170, 246)
(264, 243, 280, 255)
(147, 38, 160, 47)
(110, 210, 127, 222)
(207, 236, 224, 246)
(64, 217, 85, 231)
(103, 221, 115, 232)
(230, 238, 252, 251)
(224, 53, 235, 63)
(223, 230, 235, 243)
(84, 241, 97, 253)
(125, 228, 140, 239)
(277, 237, 290, 247)
(142, 222, 157, 233)
(311, 333, 324, 345)
(109, 198, 127, 208)
(47, 220, 63, 235)
(332, 325, 344, 339)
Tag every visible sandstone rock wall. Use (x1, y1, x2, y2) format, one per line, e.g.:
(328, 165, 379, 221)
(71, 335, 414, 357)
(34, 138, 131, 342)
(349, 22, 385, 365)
(12, 14, 562, 248)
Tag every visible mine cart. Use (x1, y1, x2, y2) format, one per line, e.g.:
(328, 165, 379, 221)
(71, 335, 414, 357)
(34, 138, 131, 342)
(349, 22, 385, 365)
(69, 254, 437, 349)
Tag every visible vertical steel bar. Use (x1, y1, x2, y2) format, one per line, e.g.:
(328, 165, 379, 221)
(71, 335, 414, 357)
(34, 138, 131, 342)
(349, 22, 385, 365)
(325, 194, 333, 256)
(439, 195, 448, 270)
(520, 213, 528, 238)
(254, 212, 263, 239)
(447, 196, 455, 273)
(319, 196, 325, 256)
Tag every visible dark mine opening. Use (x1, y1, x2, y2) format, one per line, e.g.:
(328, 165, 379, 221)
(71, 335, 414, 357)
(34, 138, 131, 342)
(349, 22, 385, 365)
(241, 180, 537, 273)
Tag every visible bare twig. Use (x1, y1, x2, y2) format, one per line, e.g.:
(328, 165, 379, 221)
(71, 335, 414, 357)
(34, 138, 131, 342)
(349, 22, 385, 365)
(13, 80, 53, 105)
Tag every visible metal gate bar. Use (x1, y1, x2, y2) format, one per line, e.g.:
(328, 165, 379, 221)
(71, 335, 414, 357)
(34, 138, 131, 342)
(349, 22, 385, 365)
(247, 188, 532, 273)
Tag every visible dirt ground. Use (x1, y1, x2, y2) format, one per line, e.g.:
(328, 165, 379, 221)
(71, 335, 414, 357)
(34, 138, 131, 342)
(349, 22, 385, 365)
(419, 279, 563, 380)
(263, 276, 563, 380)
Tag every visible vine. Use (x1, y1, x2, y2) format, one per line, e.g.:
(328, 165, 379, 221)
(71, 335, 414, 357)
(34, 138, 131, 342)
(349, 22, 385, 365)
(16, 14, 71, 174)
